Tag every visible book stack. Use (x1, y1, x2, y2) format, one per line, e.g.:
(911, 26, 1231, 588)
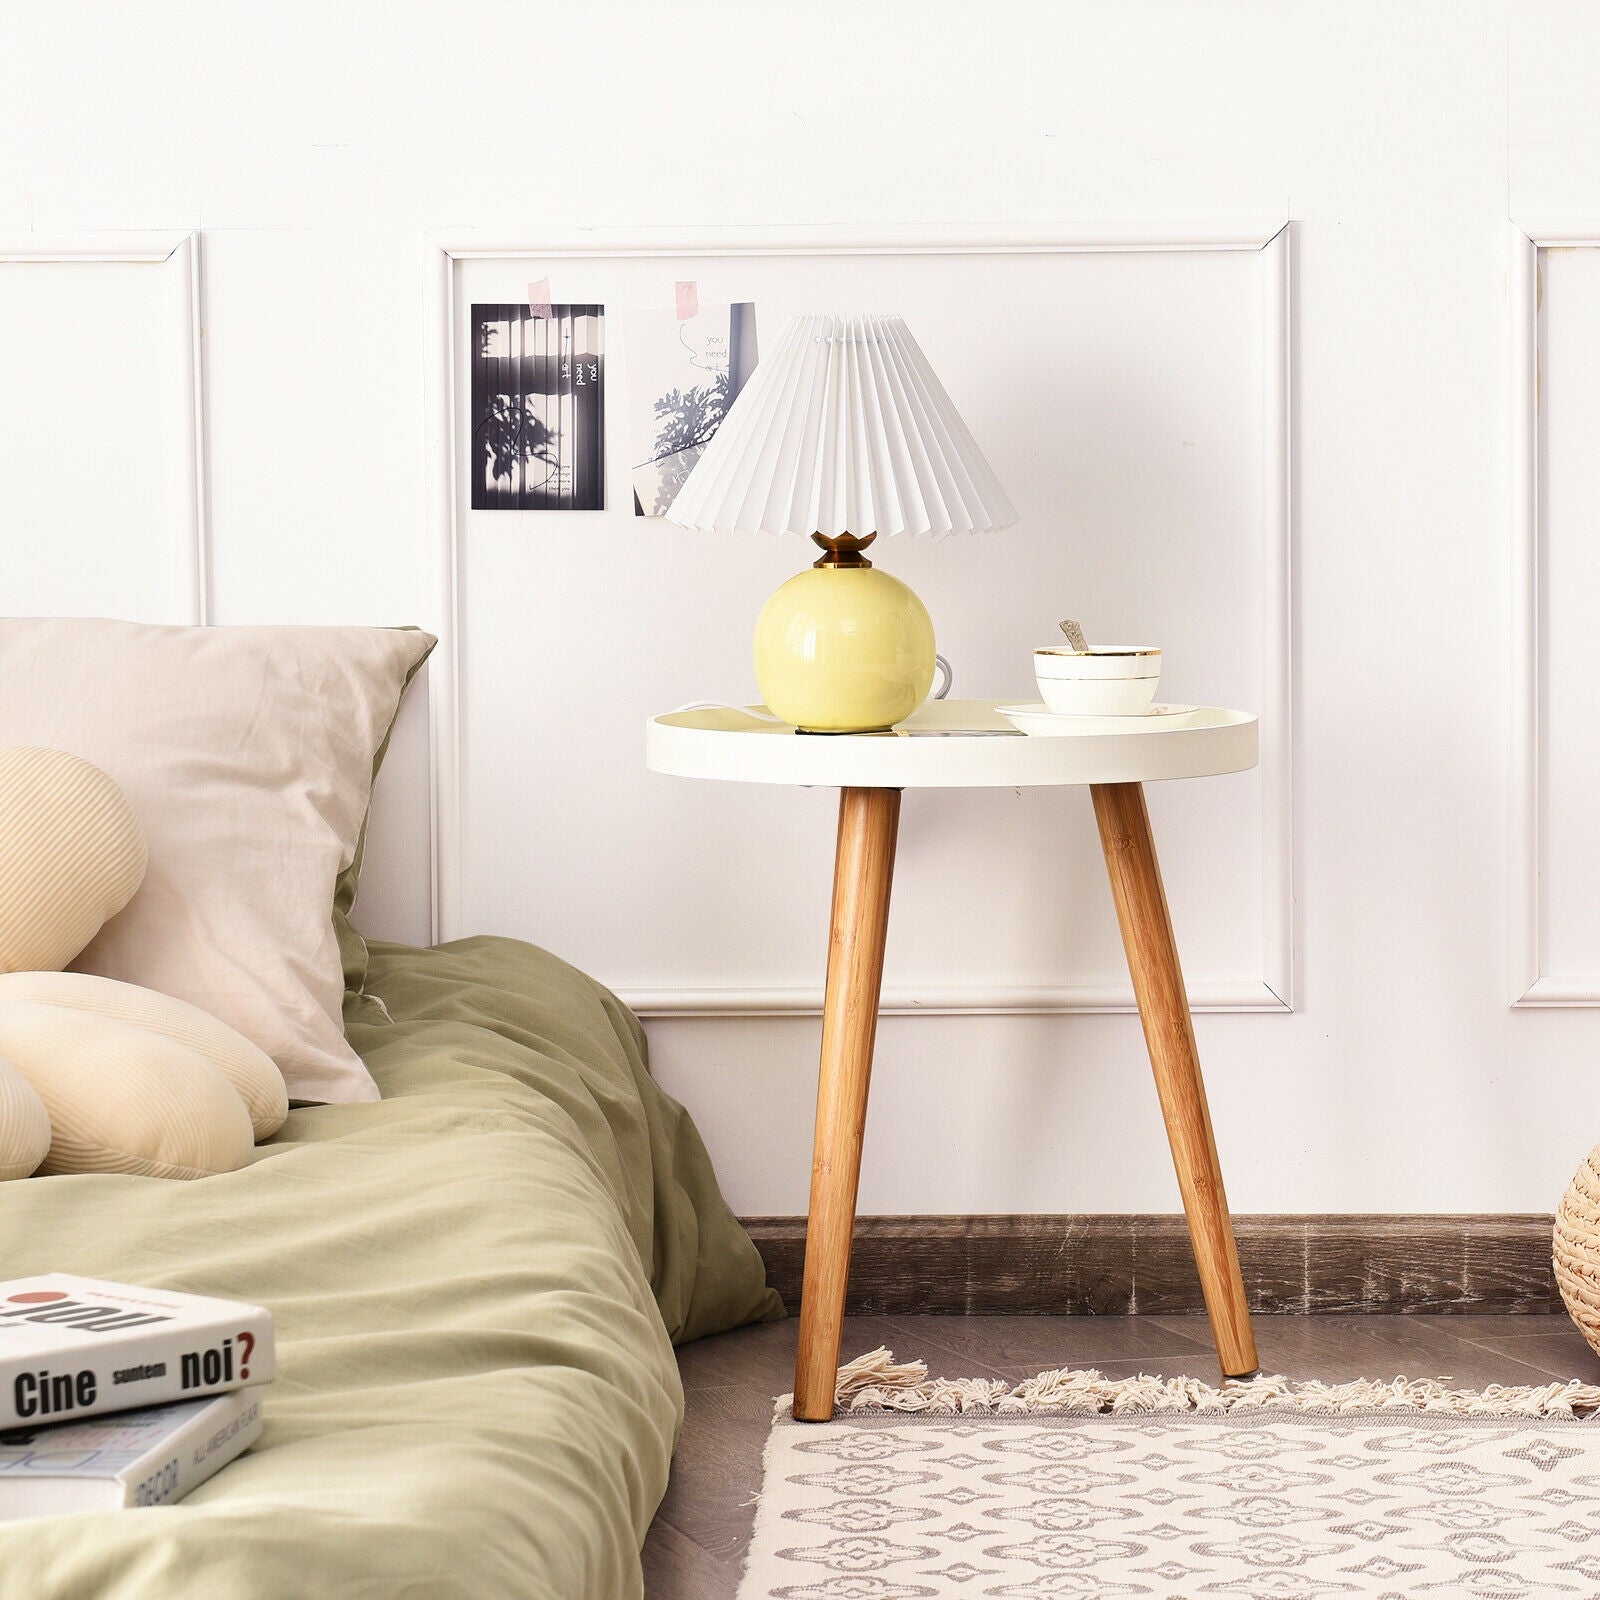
(0, 1274, 273, 1518)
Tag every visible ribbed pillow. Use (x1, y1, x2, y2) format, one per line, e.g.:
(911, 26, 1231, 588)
(0, 972, 287, 1140)
(0, 1001, 254, 1180)
(0, 747, 146, 973)
(0, 1055, 50, 1181)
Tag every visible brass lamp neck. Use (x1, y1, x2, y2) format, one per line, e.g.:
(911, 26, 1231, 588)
(811, 531, 876, 569)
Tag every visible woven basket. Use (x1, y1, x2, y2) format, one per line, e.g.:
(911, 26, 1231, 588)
(1555, 1144, 1600, 1354)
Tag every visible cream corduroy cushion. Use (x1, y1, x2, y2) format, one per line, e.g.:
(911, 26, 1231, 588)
(0, 1054, 51, 1181)
(0, 1001, 253, 1180)
(0, 746, 146, 973)
(0, 972, 288, 1140)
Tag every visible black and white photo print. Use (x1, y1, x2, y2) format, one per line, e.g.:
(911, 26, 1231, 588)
(470, 304, 605, 510)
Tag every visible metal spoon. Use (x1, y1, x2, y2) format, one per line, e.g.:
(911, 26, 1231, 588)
(1058, 618, 1089, 651)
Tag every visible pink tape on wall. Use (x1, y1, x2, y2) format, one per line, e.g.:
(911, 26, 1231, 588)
(675, 280, 699, 320)
(527, 278, 552, 318)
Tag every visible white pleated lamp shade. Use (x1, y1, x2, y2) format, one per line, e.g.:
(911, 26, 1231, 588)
(665, 313, 1017, 538)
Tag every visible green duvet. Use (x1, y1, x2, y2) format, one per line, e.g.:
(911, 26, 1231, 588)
(0, 937, 780, 1600)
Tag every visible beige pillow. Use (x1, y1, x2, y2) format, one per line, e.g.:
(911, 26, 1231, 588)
(0, 1054, 51, 1181)
(0, 746, 147, 972)
(0, 972, 287, 1140)
(0, 621, 436, 1103)
(0, 1001, 253, 1180)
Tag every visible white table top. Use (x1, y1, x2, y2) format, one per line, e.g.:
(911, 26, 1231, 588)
(646, 699, 1258, 789)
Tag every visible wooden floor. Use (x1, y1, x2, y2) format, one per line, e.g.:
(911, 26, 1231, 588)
(642, 1311, 1598, 1599)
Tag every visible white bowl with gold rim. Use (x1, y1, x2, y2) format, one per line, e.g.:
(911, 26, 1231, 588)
(1033, 646, 1161, 715)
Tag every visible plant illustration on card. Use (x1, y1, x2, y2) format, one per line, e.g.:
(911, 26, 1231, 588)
(625, 302, 757, 517)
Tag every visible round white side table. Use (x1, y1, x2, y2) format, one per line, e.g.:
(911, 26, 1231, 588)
(646, 698, 1261, 1420)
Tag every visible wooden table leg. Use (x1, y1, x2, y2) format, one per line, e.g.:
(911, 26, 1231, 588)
(792, 786, 902, 1421)
(1090, 781, 1259, 1379)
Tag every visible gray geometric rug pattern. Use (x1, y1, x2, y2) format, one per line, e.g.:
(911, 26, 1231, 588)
(738, 1409, 1600, 1599)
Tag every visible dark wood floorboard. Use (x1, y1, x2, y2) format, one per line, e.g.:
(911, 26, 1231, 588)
(644, 1312, 1600, 1599)
(639, 1519, 728, 1600)
(882, 1309, 1217, 1376)
(1448, 1315, 1598, 1376)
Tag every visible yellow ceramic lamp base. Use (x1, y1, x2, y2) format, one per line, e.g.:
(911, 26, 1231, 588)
(754, 561, 936, 733)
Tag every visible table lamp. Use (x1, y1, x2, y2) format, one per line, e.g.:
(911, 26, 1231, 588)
(666, 313, 1017, 732)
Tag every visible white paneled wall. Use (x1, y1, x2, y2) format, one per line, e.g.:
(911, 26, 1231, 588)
(1512, 235, 1600, 1005)
(433, 230, 1289, 1016)
(4, 1, 1600, 1216)
(0, 236, 203, 622)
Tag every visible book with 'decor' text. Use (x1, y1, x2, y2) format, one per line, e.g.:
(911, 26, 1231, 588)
(0, 1275, 273, 1429)
(0, 1389, 263, 1518)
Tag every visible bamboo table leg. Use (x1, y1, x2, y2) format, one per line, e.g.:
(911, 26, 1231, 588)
(1090, 781, 1259, 1379)
(792, 786, 903, 1421)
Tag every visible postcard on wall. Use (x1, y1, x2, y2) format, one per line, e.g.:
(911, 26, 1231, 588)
(624, 302, 757, 517)
(470, 304, 605, 510)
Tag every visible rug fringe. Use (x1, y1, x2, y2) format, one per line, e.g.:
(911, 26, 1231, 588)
(772, 1346, 1600, 1420)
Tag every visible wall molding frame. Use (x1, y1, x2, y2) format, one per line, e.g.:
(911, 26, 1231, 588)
(425, 223, 1295, 1012)
(0, 231, 209, 624)
(625, 977, 1281, 1019)
(1509, 222, 1600, 1005)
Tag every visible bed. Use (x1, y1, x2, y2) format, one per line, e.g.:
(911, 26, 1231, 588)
(0, 639, 781, 1599)
(0, 934, 779, 1597)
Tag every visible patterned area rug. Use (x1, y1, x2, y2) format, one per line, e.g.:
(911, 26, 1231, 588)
(736, 1350, 1600, 1600)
